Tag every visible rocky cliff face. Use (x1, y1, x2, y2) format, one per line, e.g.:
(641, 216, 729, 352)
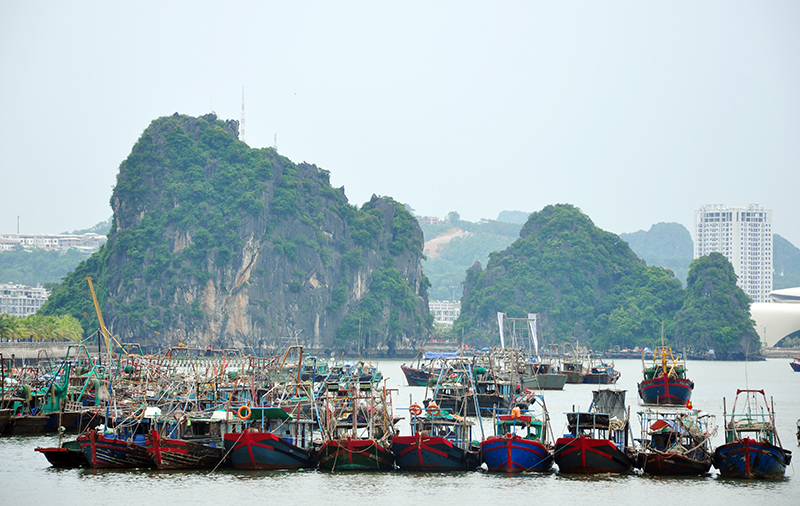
(55, 113, 431, 354)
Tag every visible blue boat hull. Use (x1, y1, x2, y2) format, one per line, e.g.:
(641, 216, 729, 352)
(480, 435, 553, 473)
(713, 438, 792, 478)
(393, 434, 479, 471)
(638, 376, 693, 405)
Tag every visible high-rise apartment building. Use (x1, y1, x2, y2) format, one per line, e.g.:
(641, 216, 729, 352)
(694, 204, 772, 303)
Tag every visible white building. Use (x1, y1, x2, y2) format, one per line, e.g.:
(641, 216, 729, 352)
(0, 282, 50, 316)
(694, 204, 772, 303)
(430, 300, 461, 325)
(0, 233, 106, 251)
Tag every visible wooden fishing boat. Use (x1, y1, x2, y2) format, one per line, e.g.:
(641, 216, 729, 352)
(796, 418, 799, 445)
(316, 381, 396, 471)
(558, 343, 586, 384)
(316, 436, 394, 471)
(223, 406, 316, 470)
(637, 346, 693, 406)
(35, 439, 89, 468)
(520, 361, 566, 391)
(3, 412, 49, 435)
(582, 361, 620, 384)
(713, 389, 792, 478)
(400, 365, 432, 387)
(78, 407, 156, 469)
(393, 402, 479, 471)
(636, 408, 714, 475)
(790, 358, 800, 372)
(560, 360, 585, 383)
(148, 409, 240, 469)
(554, 389, 636, 474)
(0, 408, 12, 434)
(480, 401, 552, 473)
(400, 350, 454, 387)
(78, 426, 154, 469)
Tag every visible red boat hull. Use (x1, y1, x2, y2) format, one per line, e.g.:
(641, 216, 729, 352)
(554, 436, 634, 474)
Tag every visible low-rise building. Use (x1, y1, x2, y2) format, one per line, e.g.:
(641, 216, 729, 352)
(0, 282, 49, 317)
(430, 300, 461, 325)
(0, 233, 106, 251)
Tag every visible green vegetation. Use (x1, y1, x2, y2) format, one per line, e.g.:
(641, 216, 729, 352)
(67, 217, 112, 235)
(673, 252, 760, 359)
(619, 222, 693, 286)
(456, 204, 685, 350)
(420, 216, 521, 300)
(0, 313, 83, 342)
(0, 248, 94, 287)
(40, 114, 430, 351)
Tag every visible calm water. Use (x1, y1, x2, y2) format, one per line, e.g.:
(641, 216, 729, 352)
(2, 358, 797, 505)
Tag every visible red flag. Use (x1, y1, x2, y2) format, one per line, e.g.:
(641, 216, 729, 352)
(686, 399, 693, 410)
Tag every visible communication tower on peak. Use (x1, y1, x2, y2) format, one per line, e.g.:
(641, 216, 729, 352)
(240, 87, 246, 143)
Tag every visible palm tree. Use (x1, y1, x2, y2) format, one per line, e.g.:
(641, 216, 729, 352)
(0, 313, 22, 341)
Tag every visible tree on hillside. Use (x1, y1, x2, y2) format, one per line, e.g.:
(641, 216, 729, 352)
(673, 252, 759, 359)
(456, 204, 684, 350)
(619, 222, 693, 286)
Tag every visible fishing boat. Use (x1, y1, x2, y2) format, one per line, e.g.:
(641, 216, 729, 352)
(77, 408, 155, 469)
(35, 426, 89, 468)
(480, 399, 553, 473)
(400, 350, 455, 387)
(560, 360, 585, 384)
(582, 361, 620, 384)
(790, 358, 800, 372)
(0, 408, 12, 434)
(554, 389, 636, 474)
(637, 346, 694, 406)
(148, 409, 232, 470)
(520, 361, 566, 391)
(316, 381, 396, 471)
(392, 402, 480, 471)
(3, 411, 49, 435)
(713, 389, 792, 478)
(223, 405, 316, 470)
(636, 408, 714, 475)
(796, 419, 799, 445)
(556, 343, 587, 384)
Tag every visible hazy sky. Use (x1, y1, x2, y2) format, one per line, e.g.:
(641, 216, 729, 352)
(2, 2, 799, 245)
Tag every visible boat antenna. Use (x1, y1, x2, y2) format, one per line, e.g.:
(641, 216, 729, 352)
(744, 340, 750, 391)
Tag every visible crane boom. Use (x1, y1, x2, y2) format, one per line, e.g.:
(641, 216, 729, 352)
(85, 277, 113, 359)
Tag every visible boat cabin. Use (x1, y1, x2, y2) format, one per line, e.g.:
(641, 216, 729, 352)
(495, 414, 545, 443)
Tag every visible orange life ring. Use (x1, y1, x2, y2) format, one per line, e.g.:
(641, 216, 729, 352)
(427, 403, 441, 417)
(409, 404, 422, 416)
(173, 410, 186, 422)
(237, 405, 252, 420)
(133, 407, 145, 420)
